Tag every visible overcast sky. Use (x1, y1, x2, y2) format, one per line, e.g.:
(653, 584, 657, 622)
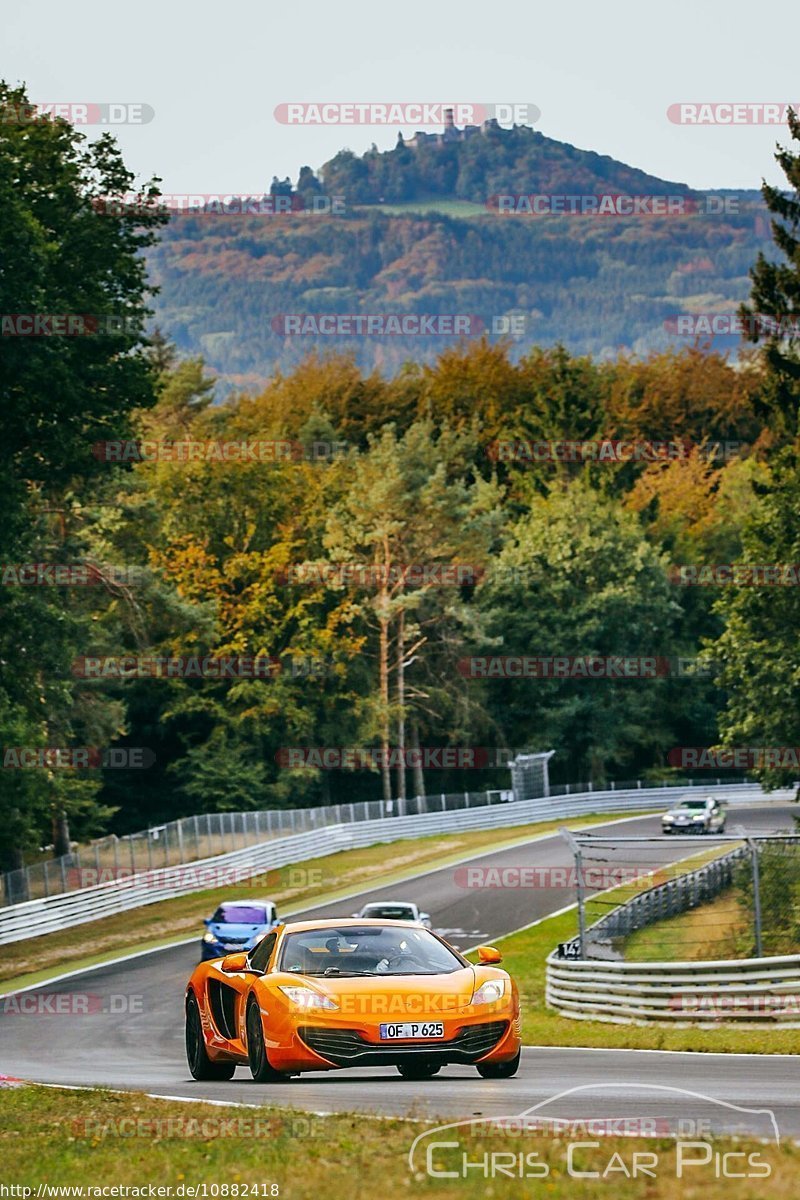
(5, 0, 798, 195)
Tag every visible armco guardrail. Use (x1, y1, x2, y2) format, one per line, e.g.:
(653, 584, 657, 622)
(546, 952, 800, 1026)
(0, 783, 783, 945)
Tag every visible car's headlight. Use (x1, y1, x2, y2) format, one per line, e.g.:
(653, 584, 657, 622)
(471, 979, 506, 1005)
(203, 931, 218, 944)
(278, 986, 339, 1010)
(662, 815, 674, 823)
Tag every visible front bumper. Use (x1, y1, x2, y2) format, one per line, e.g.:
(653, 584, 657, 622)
(261, 1005, 521, 1073)
(296, 1020, 511, 1067)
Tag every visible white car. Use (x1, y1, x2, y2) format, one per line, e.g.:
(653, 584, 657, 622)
(351, 900, 432, 927)
(661, 795, 727, 835)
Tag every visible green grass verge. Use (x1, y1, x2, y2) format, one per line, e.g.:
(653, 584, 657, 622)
(1, 1084, 797, 1198)
(0, 812, 647, 992)
(352, 198, 488, 217)
(623, 891, 751, 962)
(476, 849, 800, 1053)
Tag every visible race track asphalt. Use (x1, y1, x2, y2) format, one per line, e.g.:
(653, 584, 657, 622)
(1, 804, 798, 1138)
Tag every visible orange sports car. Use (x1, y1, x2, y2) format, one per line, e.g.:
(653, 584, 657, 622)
(185, 917, 521, 1081)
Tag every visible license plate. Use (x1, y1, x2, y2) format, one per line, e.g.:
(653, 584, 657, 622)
(379, 1022, 444, 1040)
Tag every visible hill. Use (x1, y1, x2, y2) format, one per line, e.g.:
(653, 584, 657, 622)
(145, 120, 771, 393)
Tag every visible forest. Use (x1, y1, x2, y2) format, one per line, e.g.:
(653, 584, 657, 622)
(2, 81, 800, 868)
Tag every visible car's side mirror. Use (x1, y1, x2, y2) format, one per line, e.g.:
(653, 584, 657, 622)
(220, 952, 249, 973)
(420, 912, 430, 922)
(476, 945, 503, 964)
(203, 918, 211, 926)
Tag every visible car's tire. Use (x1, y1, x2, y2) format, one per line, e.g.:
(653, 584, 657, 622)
(476, 1050, 521, 1079)
(246, 998, 292, 1082)
(396, 1061, 441, 1080)
(185, 993, 236, 1081)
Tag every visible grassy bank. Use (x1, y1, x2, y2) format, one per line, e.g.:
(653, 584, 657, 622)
(623, 891, 750, 962)
(1, 1084, 796, 1199)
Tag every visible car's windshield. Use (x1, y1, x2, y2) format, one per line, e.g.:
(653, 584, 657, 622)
(680, 801, 709, 810)
(279, 925, 463, 976)
(361, 904, 416, 919)
(213, 904, 268, 924)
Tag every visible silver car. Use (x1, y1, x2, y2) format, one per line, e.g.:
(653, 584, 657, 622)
(661, 795, 727, 835)
(351, 900, 432, 927)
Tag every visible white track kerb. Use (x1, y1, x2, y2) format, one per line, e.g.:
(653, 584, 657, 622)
(0, 783, 778, 945)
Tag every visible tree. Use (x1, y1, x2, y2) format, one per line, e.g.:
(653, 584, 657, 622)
(0, 82, 165, 867)
(708, 452, 800, 791)
(0, 81, 166, 554)
(709, 112, 800, 791)
(323, 421, 503, 801)
(740, 109, 800, 438)
(477, 482, 681, 782)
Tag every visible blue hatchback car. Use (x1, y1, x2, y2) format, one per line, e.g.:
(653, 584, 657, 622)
(200, 900, 279, 961)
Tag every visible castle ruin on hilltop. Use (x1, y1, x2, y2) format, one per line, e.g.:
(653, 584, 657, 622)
(401, 107, 500, 150)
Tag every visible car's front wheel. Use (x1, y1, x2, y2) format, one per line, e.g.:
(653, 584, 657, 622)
(246, 998, 293, 1082)
(476, 1050, 520, 1079)
(396, 1060, 441, 1080)
(185, 993, 236, 1080)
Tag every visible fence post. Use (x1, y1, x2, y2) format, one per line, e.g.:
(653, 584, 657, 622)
(747, 838, 763, 957)
(559, 828, 586, 959)
(177, 821, 185, 864)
